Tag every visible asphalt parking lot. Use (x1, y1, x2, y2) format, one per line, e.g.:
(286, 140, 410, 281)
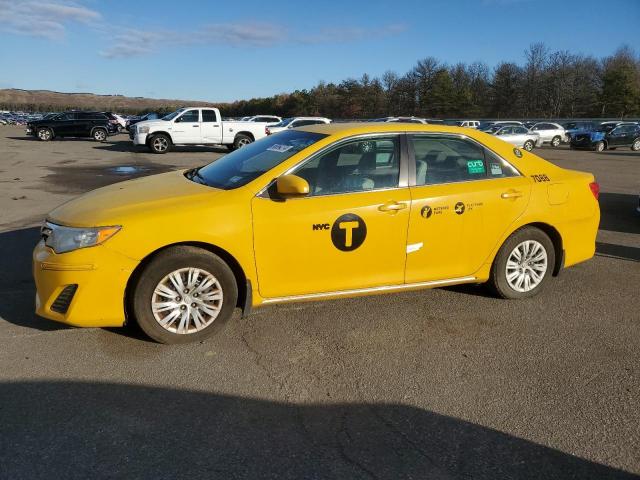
(0, 125, 639, 479)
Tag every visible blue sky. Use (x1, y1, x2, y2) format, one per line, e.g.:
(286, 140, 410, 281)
(0, 0, 638, 102)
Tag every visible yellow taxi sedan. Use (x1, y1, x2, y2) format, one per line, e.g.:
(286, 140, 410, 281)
(33, 123, 600, 343)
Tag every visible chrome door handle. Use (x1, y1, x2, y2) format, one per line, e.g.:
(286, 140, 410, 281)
(378, 201, 407, 212)
(501, 190, 523, 199)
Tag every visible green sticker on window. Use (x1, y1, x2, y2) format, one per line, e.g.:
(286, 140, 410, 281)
(467, 160, 485, 174)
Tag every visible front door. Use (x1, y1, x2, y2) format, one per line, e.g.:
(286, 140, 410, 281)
(252, 134, 410, 298)
(172, 109, 201, 144)
(406, 134, 530, 283)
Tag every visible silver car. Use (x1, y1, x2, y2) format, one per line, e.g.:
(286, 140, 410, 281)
(529, 122, 567, 147)
(491, 125, 541, 151)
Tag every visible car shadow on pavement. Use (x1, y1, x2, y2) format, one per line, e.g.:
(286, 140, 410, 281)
(0, 227, 68, 331)
(0, 381, 636, 480)
(92, 140, 229, 154)
(598, 192, 640, 235)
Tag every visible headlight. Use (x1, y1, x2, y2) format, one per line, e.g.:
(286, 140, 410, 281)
(42, 222, 121, 254)
(138, 125, 149, 134)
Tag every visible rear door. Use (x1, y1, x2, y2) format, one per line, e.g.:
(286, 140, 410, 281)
(53, 113, 76, 136)
(172, 109, 201, 143)
(201, 109, 222, 144)
(406, 134, 531, 283)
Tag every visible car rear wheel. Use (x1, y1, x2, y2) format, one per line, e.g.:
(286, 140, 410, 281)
(523, 140, 534, 151)
(551, 136, 561, 147)
(131, 246, 238, 344)
(233, 134, 253, 150)
(92, 128, 107, 142)
(631, 139, 640, 151)
(595, 141, 605, 152)
(149, 134, 171, 154)
(488, 226, 555, 299)
(37, 127, 53, 141)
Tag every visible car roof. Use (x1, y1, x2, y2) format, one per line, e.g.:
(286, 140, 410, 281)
(298, 122, 484, 137)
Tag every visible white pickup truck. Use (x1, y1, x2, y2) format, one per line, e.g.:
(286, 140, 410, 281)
(131, 107, 270, 153)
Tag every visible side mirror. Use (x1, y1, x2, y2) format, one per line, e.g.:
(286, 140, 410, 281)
(276, 174, 309, 197)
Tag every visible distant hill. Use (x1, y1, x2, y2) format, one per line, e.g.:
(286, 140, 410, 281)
(0, 89, 228, 114)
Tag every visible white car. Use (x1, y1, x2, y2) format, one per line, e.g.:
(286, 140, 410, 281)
(529, 122, 567, 147)
(480, 121, 524, 132)
(266, 117, 331, 135)
(241, 115, 281, 124)
(454, 120, 481, 128)
(132, 107, 270, 153)
(490, 125, 541, 151)
(112, 113, 127, 132)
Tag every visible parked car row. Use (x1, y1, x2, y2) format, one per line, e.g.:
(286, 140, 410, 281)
(25, 111, 121, 141)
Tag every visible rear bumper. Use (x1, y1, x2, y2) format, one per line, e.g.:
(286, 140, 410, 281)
(33, 241, 138, 327)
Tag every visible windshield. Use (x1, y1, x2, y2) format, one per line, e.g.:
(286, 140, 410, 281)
(162, 108, 186, 121)
(596, 123, 617, 132)
(271, 118, 294, 128)
(189, 130, 328, 189)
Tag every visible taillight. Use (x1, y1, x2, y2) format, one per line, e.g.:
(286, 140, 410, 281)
(265, 127, 270, 135)
(589, 181, 599, 200)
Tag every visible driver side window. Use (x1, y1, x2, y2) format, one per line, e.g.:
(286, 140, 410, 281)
(178, 110, 200, 123)
(292, 136, 400, 196)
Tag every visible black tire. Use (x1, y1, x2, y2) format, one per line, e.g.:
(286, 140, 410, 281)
(226, 144, 235, 152)
(37, 127, 53, 141)
(233, 134, 253, 150)
(131, 246, 238, 344)
(595, 141, 605, 152)
(148, 133, 172, 154)
(523, 140, 534, 151)
(550, 136, 561, 147)
(488, 226, 555, 300)
(92, 128, 107, 142)
(117, 125, 123, 133)
(630, 139, 640, 151)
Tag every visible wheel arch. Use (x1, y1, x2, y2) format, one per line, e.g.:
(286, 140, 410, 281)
(515, 222, 564, 276)
(90, 125, 107, 136)
(124, 241, 249, 324)
(235, 131, 255, 141)
(146, 131, 174, 145)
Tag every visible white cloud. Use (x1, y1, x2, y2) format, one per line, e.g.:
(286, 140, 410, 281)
(0, 0, 100, 39)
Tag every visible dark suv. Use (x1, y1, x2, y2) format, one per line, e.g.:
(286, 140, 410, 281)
(571, 122, 640, 152)
(26, 111, 117, 141)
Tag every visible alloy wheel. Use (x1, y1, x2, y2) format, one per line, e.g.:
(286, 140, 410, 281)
(505, 240, 548, 293)
(153, 137, 169, 152)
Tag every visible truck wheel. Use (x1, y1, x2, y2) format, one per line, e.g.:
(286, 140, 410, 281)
(233, 134, 253, 149)
(595, 141, 605, 152)
(37, 127, 53, 141)
(149, 134, 171, 154)
(488, 226, 555, 300)
(551, 136, 561, 147)
(92, 128, 107, 142)
(130, 246, 238, 344)
(523, 140, 534, 151)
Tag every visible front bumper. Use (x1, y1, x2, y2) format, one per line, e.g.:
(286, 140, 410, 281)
(33, 240, 138, 327)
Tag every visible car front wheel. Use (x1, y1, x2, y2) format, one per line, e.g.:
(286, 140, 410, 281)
(595, 141, 605, 152)
(488, 227, 555, 299)
(523, 140, 534, 151)
(631, 139, 640, 151)
(131, 246, 238, 344)
(37, 127, 53, 141)
(551, 136, 561, 147)
(149, 134, 171, 154)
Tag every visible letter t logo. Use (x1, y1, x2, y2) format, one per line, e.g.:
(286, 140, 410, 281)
(339, 221, 359, 247)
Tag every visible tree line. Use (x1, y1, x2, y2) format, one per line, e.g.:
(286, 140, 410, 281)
(2, 43, 638, 120)
(225, 43, 640, 120)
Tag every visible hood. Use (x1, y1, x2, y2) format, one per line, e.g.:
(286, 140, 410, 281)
(134, 119, 166, 129)
(48, 170, 223, 227)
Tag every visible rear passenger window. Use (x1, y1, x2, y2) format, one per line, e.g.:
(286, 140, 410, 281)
(411, 135, 518, 186)
(202, 110, 217, 122)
